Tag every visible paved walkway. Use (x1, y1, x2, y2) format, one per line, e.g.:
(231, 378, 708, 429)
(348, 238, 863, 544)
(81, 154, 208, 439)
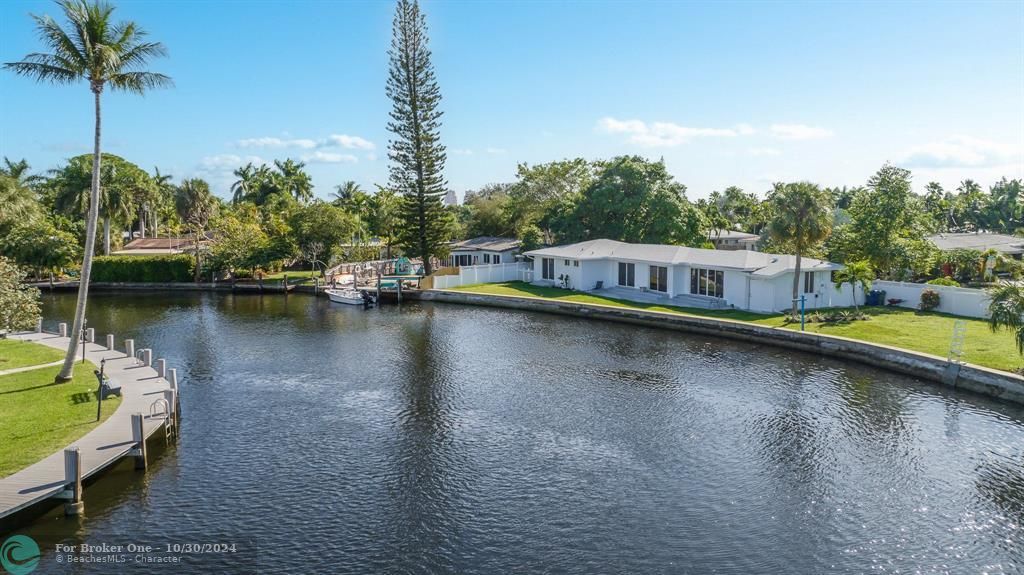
(0, 360, 64, 377)
(0, 332, 172, 519)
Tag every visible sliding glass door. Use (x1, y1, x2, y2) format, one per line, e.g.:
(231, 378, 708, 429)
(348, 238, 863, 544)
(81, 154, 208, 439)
(649, 265, 667, 292)
(618, 262, 635, 287)
(690, 268, 724, 298)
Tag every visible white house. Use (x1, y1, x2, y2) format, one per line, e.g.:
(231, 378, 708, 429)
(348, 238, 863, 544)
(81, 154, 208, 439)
(710, 230, 760, 251)
(445, 237, 522, 267)
(525, 239, 844, 313)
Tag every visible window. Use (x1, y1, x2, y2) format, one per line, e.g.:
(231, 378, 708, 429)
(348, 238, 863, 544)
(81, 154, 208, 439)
(564, 259, 570, 266)
(649, 265, 668, 292)
(454, 254, 473, 266)
(803, 271, 815, 294)
(617, 262, 635, 287)
(542, 258, 555, 280)
(473, 255, 479, 264)
(690, 268, 724, 298)
(573, 260, 579, 267)
(483, 253, 491, 264)
(493, 254, 501, 264)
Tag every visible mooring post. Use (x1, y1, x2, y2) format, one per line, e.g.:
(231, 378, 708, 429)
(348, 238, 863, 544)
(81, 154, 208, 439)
(63, 447, 84, 516)
(105, 333, 114, 350)
(168, 368, 178, 392)
(124, 339, 135, 361)
(142, 349, 152, 367)
(86, 327, 95, 343)
(59, 322, 67, 338)
(36, 318, 43, 333)
(397, 279, 402, 303)
(155, 358, 166, 379)
(131, 413, 147, 470)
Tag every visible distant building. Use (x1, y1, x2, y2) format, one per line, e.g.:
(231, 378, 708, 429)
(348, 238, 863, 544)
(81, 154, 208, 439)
(111, 235, 211, 256)
(444, 189, 458, 207)
(710, 230, 759, 251)
(446, 236, 521, 267)
(927, 232, 1024, 259)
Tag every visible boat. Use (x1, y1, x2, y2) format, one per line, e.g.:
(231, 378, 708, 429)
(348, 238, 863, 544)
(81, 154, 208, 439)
(325, 288, 372, 306)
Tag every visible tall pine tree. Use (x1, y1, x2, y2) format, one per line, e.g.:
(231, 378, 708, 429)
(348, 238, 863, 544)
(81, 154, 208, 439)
(387, 0, 449, 275)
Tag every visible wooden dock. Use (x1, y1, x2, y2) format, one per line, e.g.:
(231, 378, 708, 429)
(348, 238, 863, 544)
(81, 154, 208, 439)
(0, 332, 176, 520)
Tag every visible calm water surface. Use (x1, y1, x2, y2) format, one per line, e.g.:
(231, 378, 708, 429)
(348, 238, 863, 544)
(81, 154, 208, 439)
(9, 291, 1024, 573)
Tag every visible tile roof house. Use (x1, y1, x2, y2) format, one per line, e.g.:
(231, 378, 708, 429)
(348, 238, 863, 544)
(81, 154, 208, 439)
(525, 239, 843, 313)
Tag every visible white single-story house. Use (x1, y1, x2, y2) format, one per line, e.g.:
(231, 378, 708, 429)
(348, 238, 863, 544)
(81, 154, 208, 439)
(927, 232, 1024, 259)
(525, 239, 844, 313)
(111, 235, 211, 256)
(445, 236, 521, 267)
(710, 230, 759, 251)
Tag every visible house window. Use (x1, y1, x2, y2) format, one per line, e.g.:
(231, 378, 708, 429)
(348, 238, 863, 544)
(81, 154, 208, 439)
(455, 254, 473, 266)
(483, 253, 491, 264)
(617, 262, 635, 287)
(690, 268, 724, 298)
(542, 258, 555, 280)
(564, 259, 570, 266)
(803, 271, 815, 294)
(573, 260, 579, 267)
(493, 254, 501, 264)
(649, 265, 668, 292)
(473, 255, 479, 264)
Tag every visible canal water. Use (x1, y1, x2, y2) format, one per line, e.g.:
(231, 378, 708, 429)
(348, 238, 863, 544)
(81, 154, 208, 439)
(10, 291, 1024, 573)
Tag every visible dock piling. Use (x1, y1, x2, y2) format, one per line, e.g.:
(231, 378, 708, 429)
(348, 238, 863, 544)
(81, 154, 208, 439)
(86, 328, 95, 343)
(131, 413, 147, 470)
(106, 334, 114, 350)
(36, 319, 42, 333)
(63, 447, 84, 516)
(142, 349, 152, 367)
(124, 339, 135, 361)
(155, 358, 166, 379)
(59, 322, 67, 337)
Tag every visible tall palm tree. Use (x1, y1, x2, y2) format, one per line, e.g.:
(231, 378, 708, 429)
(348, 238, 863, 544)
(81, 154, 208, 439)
(231, 162, 256, 204)
(5, 0, 171, 382)
(332, 180, 362, 205)
(149, 166, 173, 237)
(274, 159, 313, 203)
(174, 178, 217, 283)
(987, 281, 1024, 357)
(767, 182, 832, 316)
(0, 157, 44, 188)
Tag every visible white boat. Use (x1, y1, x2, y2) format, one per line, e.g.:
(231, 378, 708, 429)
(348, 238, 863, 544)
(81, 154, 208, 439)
(325, 288, 367, 305)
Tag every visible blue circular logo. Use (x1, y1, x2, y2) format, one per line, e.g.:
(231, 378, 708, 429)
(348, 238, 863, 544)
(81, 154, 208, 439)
(0, 535, 39, 575)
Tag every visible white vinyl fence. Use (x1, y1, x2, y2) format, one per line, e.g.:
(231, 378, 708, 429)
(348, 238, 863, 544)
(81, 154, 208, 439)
(431, 262, 533, 290)
(871, 280, 991, 319)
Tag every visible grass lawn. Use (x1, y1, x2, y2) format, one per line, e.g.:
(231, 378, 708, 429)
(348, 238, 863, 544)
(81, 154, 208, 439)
(449, 281, 1022, 373)
(256, 271, 315, 284)
(0, 364, 122, 478)
(0, 339, 64, 371)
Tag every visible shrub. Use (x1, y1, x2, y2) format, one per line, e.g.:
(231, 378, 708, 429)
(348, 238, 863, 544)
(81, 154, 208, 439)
(918, 288, 941, 312)
(926, 276, 960, 287)
(90, 255, 195, 283)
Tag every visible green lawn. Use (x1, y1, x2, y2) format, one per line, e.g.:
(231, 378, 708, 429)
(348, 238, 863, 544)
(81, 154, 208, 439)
(0, 339, 64, 371)
(448, 281, 1021, 373)
(0, 364, 121, 478)
(255, 271, 315, 284)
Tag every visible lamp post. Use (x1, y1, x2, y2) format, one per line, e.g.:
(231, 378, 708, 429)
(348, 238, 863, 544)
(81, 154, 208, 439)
(94, 358, 106, 421)
(80, 318, 88, 364)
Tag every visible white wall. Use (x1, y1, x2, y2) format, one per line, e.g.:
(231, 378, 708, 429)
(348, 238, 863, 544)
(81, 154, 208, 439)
(872, 280, 991, 318)
(432, 262, 533, 289)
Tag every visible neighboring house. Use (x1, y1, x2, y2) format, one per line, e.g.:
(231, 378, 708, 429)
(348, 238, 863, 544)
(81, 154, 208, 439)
(710, 230, 759, 251)
(446, 237, 521, 267)
(525, 239, 843, 313)
(111, 235, 211, 256)
(927, 232, 1024, 259)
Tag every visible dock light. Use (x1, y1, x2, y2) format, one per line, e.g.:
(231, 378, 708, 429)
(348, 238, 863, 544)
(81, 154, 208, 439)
(94, 358, 107, 421)
(80, 318, 88, 363)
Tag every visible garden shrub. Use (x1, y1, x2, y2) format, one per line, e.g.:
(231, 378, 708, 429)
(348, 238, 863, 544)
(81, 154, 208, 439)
(91, 255, 194, 283)
(918, 288, 941, 312)
(926, 276, 960, 287)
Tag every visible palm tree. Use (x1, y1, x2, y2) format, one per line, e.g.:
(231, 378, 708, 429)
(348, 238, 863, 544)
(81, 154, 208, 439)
(231, 162, 256, 204)
(832, 260, 873, 313)
(332, 180, 362, 205)
(274, 159, 313, 203)
(5, 0, 171, 382)
(767, 182, 832, 316)
(149, 166, 173, 237)
(987, 281, 1024, 356)
(370, 186, 401, 259)
(0, 157, 44, 188)
(174, 178, 217, 283)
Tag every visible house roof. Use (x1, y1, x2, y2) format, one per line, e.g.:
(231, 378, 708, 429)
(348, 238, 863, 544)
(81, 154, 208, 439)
(524, 239, 840, 278)
(450, 236, 521, 252)
(121, 237, 201, 251)
(927, 232, 1024, 255)
(711, 230, 759, 241)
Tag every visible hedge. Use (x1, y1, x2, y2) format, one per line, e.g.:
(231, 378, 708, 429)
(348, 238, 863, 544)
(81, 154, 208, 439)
(90, 255, 195, 283)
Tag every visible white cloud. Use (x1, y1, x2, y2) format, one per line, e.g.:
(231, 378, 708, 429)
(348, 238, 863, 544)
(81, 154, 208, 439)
(902, 135, 1021, 168)
(236, 137, 317, 149)
(325, 134, 376, 150)
(597, 116, 740, 147)
(365, 152, 378, 162)
(452, 148, 474, 156)
(485, 147, 507, 155)
(197, 154, 265, 171)
(748, 147, 782, 157)
(302, 151, 358, 164)
(769, 124, 833, 141)
(735, 123, 756, 136)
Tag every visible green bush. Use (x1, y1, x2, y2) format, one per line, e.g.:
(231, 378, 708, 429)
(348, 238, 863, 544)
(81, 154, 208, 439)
(918, 288, 941, 312)
(926, 276, 960, 287)
(90, 255, 194, 283)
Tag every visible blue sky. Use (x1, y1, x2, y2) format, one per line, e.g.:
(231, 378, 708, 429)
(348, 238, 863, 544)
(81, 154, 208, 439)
(1, 0, 1022, 202)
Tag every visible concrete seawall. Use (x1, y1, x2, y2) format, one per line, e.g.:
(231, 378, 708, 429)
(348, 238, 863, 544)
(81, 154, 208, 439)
(417, 290, 1024, 405)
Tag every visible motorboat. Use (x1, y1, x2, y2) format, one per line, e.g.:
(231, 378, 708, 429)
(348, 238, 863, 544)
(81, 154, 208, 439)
(326, 288, 373, 306)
